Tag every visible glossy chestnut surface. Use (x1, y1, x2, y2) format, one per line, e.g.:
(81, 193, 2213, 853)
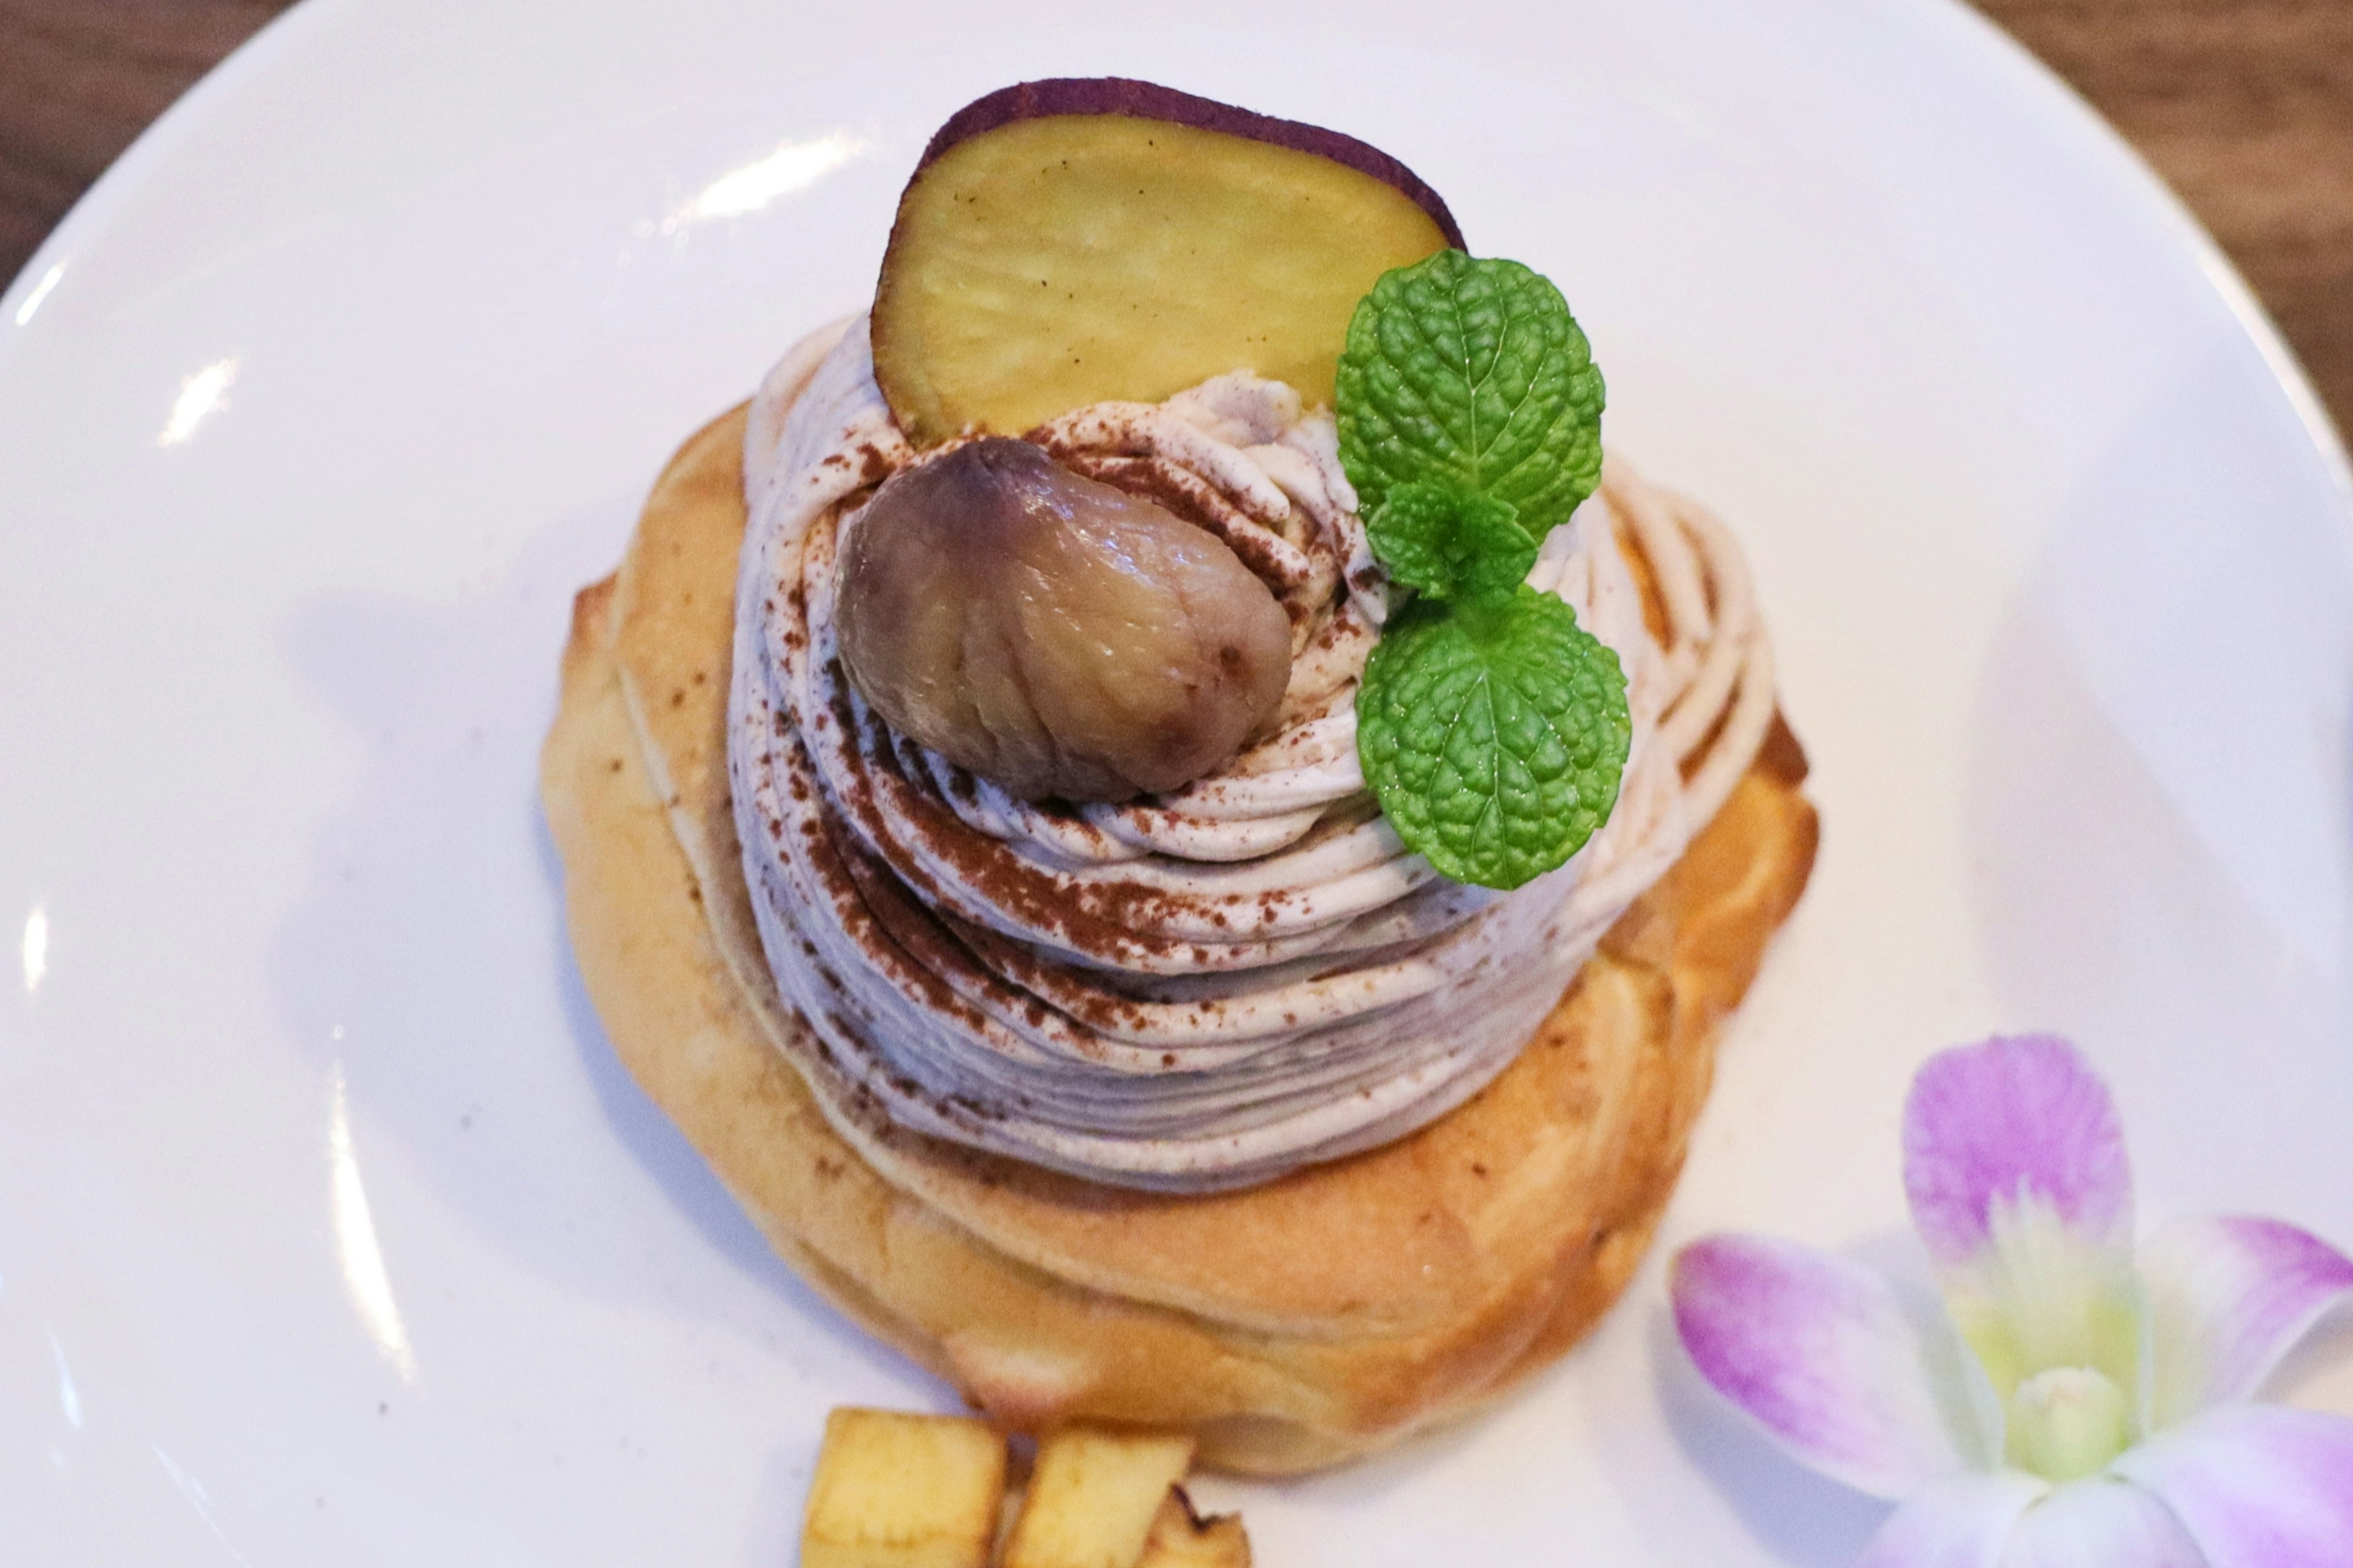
(834, 437, 1292, 801)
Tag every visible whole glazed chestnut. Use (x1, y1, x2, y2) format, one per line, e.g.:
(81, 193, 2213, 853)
(833, 437, 1293, 802)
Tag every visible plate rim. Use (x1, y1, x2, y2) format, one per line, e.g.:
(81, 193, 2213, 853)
(4, 0, 2349, 520)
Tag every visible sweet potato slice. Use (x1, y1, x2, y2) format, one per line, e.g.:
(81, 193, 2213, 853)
(874, 78, 1460, 445)
(1134, 1487, 1252, 1568)
(999, 1425, 1199, 1568)
(800, 1408, 1007, 1568)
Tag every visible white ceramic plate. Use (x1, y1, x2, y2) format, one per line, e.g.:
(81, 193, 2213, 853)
(4, 0, 2349, 1561)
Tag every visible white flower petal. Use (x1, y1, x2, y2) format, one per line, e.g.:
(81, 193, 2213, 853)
(1902, 1037, 2142, 1401)
(1859, 1471, 2050, 1568)
(2142, 1216, 2353, 1428)
(2113, 1404, 2353, 1568)
(1673, 1235, 1996, 1499)
(1996, 1479, 2208, 1567)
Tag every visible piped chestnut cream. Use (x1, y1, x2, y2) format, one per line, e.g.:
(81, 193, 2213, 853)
(718, 78, 1785, 1192)
(726, 317, 1776, 1190)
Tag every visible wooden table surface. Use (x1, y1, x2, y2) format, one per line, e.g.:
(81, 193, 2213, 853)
(4, 0, 2349, 439)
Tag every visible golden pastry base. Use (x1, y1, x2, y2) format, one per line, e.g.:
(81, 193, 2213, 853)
(539, 404, 1817, 1474)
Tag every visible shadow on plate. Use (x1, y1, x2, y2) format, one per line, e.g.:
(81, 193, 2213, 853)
(265, 485, 912, 1393)
(1963, 339, 2353, 1248)
(1643, 1279, 1893, 1566)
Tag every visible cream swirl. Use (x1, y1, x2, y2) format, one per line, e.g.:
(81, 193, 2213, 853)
(727, 316, 1778, 1191)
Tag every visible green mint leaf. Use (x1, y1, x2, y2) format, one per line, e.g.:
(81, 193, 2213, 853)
(1357, 586, 1631, 890)
(1335, 250, 1605, 537)
(1366, 481, 1537, 603)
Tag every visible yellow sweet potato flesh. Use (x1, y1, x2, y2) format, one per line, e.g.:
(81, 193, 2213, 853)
(873, 115, 1452, 444)
(800, 1408, 1007, 1568)
(1134, 1488, 1252, 1568)
(999, 1426, 1199, 1568)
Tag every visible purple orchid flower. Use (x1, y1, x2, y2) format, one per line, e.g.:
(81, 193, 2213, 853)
(1672, 1035, 2353, 1566)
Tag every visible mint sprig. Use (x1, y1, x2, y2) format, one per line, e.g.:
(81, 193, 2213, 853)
(1338, 251, 1627, 891)
(1365, 481, 1536, 602)
(1336, 251, 1605, 537)
(1358, 591, 1629, 890)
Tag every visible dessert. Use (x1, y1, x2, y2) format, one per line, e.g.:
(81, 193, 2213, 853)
(802, 1409, 1007, 1568)
(799, 1411, 1251, 1568)
(541, 78, 1817, 1472)
(835, 437, 1293, 801)
(871, 78, 1459, 443)
(1002, 1426, 1202, 1568)
(1132, 1493, 1249, 1568)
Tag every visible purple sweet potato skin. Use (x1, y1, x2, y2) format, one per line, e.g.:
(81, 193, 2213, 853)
(915, 77, 1466, 251)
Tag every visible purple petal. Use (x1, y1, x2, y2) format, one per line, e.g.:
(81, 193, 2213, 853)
(1857, 1472, 2048, 1568)
(1903, 1036, 2132, 1267)
(2114, 1404, 2353, 1568)
(1996, 1480, 2208, 1567)
(2142, 1216, 2353, 1427)
(1672, 1234, 1995, 1498)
